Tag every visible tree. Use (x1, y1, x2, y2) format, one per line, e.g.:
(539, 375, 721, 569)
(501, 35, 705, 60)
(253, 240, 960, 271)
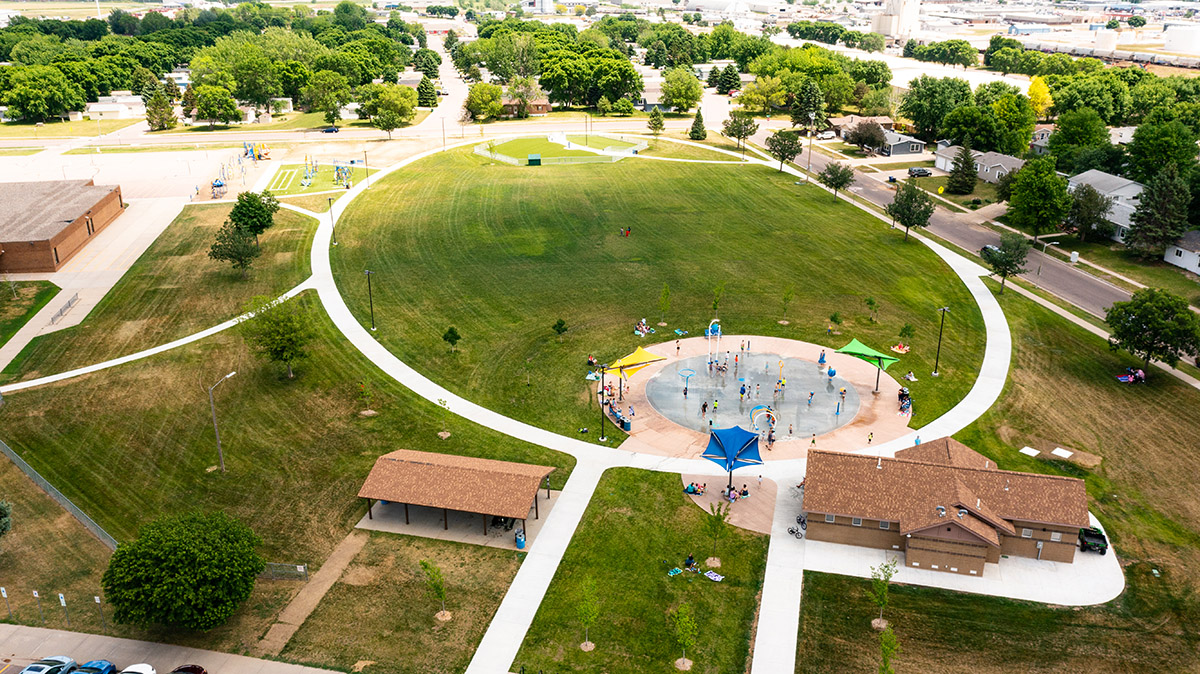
(5, 65, 85, 122)
(229, 191, 280, 245)
(765, 129, 802, 171)
(702, 502, 730, 556)
(647, 106, 665, 137)
(181, 83, 198, 119)
(304, 70, 351, 126)
(898, 75, 973, 140)
(879, 626, 901, 674)
(670, 603, 699, 666)
(553, 318, 568, 342)
(689, 110, 707, 140)
(859, 87, 892, 117)
(577, 575, 600, 648)
(722, 111, 758, 155)
(507, 75, 543, 118)
(0, 501, 10, 547)
(443, 326, 461, 351)
(417, 75, 438, 108)
(718, 63, 740, 95)
(1008, 157, 1070, 240)
(818, 162, 855, 201)
(987, 232, 1031, 293)
(886, 182, 935, 241)
(195, 85, 240, 128)
(101, 512, 264, 630)
(946, 144, 978, 195)
(372, 109, 403, 139)
(712, 282, 724, 317)
(613, 97, 635, 116)
(1128, 15, 1146, 28)
(867, 558, 897, 622)
(659, 282, 671, 322)
(145, 88, 176, 131)
(1127, 162, 1191, 257)
(1106, 288, 1200, 372)
(464, 82, 503, 121)
(707, 66, 722, 89)
(845, 121, 886, 152)
(1065, 183, 1115, 243)
(419, 559, 448, 615)
(938, 105, 1000, 152)
(991, 94, 1037, 156)
(1028, 76, 1053, 120)
(1125, 120, 1198, 184)
(1047, 107, 1110, 172)
(208, 221, 261, 277)
(1106, 19, 1120, 29)
(163, 78, 181, 102)
(790, 78, 827, 129)
(739, 75, 785, 114)
(662, 67, 702, 111)
(240, 296, 316, 379)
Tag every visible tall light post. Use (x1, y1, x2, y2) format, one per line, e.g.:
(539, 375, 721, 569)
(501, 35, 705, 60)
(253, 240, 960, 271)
(328, 197, 337, 246)
(364, 270, 376, 331)
(1036, 240, 1059, 276)
(208, 371, 237, 472)
(805, 111, 815, 182)
(598, 364, 608, 442)
(932, 306, 950, 377)
(362, 149, 370, 188)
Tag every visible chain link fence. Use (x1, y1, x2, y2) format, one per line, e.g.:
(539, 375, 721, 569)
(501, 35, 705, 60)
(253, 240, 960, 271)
(0, 436, 118, 550)
(260, 562, 309, 581)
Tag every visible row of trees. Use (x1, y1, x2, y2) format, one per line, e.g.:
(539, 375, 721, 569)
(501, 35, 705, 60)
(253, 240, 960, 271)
(785, 20, 886, 53)
(903, 39, 977, 69)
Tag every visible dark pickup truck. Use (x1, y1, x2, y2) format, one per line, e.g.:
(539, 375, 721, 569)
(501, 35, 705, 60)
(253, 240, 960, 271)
(1079, 526, 1109, 554)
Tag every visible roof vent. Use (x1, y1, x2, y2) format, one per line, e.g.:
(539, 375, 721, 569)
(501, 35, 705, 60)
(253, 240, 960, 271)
(958, 509, 968, 519)
(935, 505, 946, 518)
(1005, 479, 1010, 492)
(876, 456, 882, 470)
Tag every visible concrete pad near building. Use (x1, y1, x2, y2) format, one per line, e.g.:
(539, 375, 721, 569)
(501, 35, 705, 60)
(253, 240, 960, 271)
(0, 179, 124, 273)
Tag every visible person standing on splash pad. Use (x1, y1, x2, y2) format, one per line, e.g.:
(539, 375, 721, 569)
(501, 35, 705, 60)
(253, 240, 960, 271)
(808, 391, 815, 405)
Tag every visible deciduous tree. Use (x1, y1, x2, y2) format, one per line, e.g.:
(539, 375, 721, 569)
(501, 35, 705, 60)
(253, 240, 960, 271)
(577, 575, 600, 648)
(886, 182, 935, 241)
(765, 129, 802, 171)
(1106, 288, 1200, 372)
(845, 121, 885, 151)
(464, 82, 503, 121)
(661, 66, 702, 112)
(1008, 157, 1070, 240)
(229, 191, 280, 245)
(304, 69, 351, 126)
(987, 232, 1031, 293)
(419, 559, 448, 615)
(818, 162, 855, 201)
(1125, 120, 1198, 184)
(208, 220, 260, 277)
(898, 75, 972, 140)
(1028, 76, 1053, 119)
(670, 603, 698, 667)
(443, 326, 461, 351)
(1064, 183, 1114, 242)
(721, 111, 758, 153)
(240, 295, 316, 379)
(101, 512, 264, 630)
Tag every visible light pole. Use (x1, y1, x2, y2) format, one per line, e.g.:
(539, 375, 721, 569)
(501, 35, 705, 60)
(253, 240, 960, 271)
(1037, 241, 1059, 276)
(362, 149, 370, 188)
(328, 197, 337, 246)
(364, 270, 376, 331)
(932, 307, 949, 377)
(805, 111, 815, 182)
(208, 371, 236, 472)
(598, 364, 608, 442)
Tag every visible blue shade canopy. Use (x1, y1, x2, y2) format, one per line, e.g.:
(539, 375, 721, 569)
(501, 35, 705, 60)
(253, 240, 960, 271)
(702, 426, 764, 474)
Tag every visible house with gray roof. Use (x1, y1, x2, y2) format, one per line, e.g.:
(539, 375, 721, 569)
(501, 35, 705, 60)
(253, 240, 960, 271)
(878, 130, 925, 156)
(1067, 169, 1144, 243)
(933, 146, 1025, 184)
(1165, 231, 1200, 275)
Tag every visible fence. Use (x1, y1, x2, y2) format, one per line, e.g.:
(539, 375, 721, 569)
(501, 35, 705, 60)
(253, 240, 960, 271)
(260, 562, 309, 581)
(473, 144, 522, 166)
(49, 292, 80, 325)
(0, 436, 118, 550)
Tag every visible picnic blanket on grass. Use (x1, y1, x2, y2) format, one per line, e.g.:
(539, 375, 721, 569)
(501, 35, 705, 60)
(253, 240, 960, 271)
(704, 571, 724, 582)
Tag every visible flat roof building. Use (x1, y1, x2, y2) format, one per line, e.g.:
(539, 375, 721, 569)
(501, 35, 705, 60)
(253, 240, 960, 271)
(0, 180, 125, 274)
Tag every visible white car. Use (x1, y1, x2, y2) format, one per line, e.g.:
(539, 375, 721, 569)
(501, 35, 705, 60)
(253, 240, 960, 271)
(817, 130, 836, 140)
(120, 665, 156, 674)
(20, 657, 76, 674)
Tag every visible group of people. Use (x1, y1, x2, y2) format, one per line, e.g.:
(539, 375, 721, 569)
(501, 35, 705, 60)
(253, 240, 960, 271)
(898, 386, 912, 415)
(1118, 367, 1146, 384)
(684, 482, 707, 495)
(634, 318, 654, 337)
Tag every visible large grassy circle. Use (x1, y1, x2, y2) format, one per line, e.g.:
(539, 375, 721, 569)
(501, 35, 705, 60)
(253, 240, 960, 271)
(331, 147, 986, 443)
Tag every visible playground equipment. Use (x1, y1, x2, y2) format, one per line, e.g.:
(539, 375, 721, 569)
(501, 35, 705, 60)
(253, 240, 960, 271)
(244, 142, 270, 161)
(705, 319, 722, 366)
(678, 368, 696, 390)
(211, 178, 226, 199)
(333, 160, 354, 187)
(750, 405, 776, 433)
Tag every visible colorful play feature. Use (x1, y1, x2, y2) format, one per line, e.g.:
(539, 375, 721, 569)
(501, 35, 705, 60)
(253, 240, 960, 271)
(244, 141, 270, 160)
(268, 161, 365, 196)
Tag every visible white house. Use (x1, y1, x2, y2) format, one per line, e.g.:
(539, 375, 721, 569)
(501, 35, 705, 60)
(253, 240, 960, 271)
(1165, 231, 1200, 274)
(1108, 126, 1137, 145)
(934, 146, 1025, 184)
(1067, 169, 1144, 243)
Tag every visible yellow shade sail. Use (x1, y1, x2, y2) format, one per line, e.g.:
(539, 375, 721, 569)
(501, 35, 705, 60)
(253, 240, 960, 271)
(604, 346, 666, 379)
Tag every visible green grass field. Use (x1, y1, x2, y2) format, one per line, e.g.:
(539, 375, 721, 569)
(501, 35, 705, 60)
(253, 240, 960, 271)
(565, 134, 636, 150)
(516, 468, 767, 673)
(0, 293, 574, 564)
(490, 137, 597, 159)
(873, 159, 935, 171)
(909, 175, 1000, 210)
(0, 118, 141, 138)
(161, 109, 430, 134)
(0, 147, 41, 156)
(281, 532, 521, 674)
(330, 148, 986, 443)
(267, 163, 366, 195)
(278, 192, 337, 212)
(63, 143, 243, 155)
(0, 281, 59, 349)
(636, 140, 746, 162)
(2, 204, 315, 382)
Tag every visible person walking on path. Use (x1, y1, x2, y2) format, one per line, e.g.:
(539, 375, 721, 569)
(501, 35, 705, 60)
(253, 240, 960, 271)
(810, 433, 817, 448)
(702, 401, 708, 418)
(868, 432, 873, 444)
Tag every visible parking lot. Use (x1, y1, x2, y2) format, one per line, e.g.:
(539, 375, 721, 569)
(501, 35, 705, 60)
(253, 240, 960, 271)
(0, 626, 337, 674)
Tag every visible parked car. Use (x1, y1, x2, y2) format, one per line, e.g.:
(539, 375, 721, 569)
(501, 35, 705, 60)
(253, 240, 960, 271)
(1079, 526, 1109, 554)
(322, 126, 339, 133)
(169, 666, 206, 674)
(119, 665, 155, 674)
(816, 130, 835, 140)
(980, 244, 1001, 263)
(437, 89, 449, 96)
(20, 657, 76, 674)
(76, 661, 117, 674)
(907, 167, 932, 178)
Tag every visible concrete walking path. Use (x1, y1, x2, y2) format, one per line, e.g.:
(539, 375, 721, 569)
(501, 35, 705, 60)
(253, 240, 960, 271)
(0, 624, 340, 674)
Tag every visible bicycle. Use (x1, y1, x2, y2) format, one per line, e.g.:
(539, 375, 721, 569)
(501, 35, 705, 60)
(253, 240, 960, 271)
(796, 513, 807, 530)
(787, 526, 804, 539)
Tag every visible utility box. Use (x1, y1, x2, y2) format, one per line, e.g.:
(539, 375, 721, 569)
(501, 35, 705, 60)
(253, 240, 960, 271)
(1070, 251, 1079, 263)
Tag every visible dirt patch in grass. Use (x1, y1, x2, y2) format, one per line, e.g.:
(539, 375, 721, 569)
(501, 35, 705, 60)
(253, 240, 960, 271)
(280, 532, 521, 674)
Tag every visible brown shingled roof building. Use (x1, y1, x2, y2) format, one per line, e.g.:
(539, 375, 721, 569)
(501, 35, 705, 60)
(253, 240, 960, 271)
(803, 438, 1090, 576)
(0, 179, 125, 273)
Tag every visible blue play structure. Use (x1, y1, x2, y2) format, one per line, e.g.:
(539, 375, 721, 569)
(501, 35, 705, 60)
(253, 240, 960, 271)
(702, 426, 763, 488)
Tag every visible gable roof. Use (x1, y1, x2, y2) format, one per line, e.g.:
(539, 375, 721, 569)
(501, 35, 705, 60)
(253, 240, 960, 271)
(803, 443, 1090, 546)
(884, 130, 923, 147)
(975, 151, 1025, 173)
(1070, 169, 1143, 196)
(358, 449, 555, 520)
(1175, 230, 1200, 253)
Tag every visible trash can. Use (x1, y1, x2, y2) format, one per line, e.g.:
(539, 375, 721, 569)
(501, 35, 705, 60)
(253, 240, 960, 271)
(515, 529, 526, 549)
(623, 419, 631, 432)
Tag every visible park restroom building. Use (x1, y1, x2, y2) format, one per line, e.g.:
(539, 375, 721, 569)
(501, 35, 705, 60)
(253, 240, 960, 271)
(0, 179, 125, 274)
(803, 438, 1089, 576)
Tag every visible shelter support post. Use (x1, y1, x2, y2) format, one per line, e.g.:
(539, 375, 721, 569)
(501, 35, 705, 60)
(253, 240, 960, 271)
(404, 503, 410, 525)
(443, 508, 449, 530)
(535, 495, 540, 519)
(483, 513, 488, 536)
(367, 498, 373, 520)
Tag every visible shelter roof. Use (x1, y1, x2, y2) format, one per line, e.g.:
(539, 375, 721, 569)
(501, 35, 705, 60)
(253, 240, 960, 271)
(836, 338, 899, 370)
(358, 449, 554, 520)
(605, 346, 665, 378)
